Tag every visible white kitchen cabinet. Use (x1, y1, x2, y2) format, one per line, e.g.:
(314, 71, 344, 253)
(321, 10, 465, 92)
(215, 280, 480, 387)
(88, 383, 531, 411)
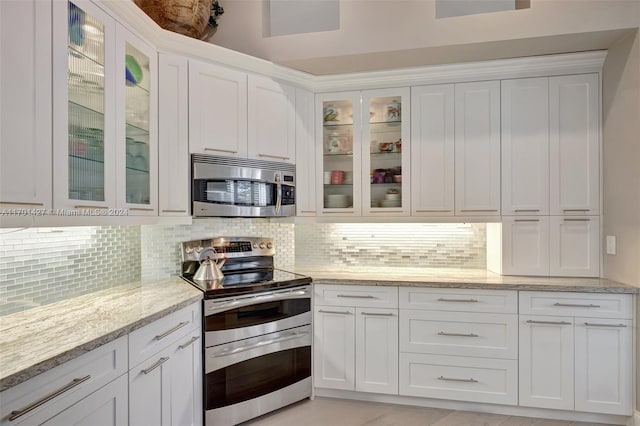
(314, 285, 398, 394)
(519, 315, 575, 410)
(188, 59, 247, 157)
(574, 318, 632, 415)
(295, 87, 317, 216)
(247, 75, 296, 163)
(501, 77, 550, 216)
(0, 337, 128, 426)
(410, 84, 455, 217)
(549, 73, 599, 216)
(313, 306, 356, 390)
(519, 292, 633, 415)
(0, 0, 52, 210)
(158, 53, 190, 217)
(129, 301, 203, 426)
(454, 81, 501, 217)
(549, 215, 600, 277)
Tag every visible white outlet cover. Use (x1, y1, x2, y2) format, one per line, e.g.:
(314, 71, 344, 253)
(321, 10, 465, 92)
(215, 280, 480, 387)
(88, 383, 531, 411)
(606, 235, 616, 255)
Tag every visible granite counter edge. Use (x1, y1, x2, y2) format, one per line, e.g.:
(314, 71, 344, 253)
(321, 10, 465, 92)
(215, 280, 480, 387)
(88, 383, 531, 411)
(0, 293, 203, 392)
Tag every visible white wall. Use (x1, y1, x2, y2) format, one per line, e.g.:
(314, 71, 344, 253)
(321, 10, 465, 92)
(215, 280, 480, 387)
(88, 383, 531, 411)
(209, 0, 639, 73)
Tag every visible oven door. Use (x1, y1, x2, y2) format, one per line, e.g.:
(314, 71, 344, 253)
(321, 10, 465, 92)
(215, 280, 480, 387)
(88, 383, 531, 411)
(204, 285, 311, 346)
(204, 325, 312, 425)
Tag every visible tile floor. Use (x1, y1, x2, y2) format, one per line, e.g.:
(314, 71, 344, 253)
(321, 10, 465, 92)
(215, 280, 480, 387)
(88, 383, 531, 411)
(244, 397, 615, 426)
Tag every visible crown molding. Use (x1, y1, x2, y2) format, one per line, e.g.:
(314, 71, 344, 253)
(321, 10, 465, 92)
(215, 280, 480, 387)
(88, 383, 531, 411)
(97, 1, 606, 93)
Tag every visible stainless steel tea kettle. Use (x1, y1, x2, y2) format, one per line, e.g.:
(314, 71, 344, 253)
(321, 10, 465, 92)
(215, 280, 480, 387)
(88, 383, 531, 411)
(193, 254, 226, 283)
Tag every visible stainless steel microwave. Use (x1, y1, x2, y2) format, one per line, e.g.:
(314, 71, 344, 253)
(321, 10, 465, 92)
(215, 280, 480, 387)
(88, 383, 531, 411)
(192, 154, 296, 217)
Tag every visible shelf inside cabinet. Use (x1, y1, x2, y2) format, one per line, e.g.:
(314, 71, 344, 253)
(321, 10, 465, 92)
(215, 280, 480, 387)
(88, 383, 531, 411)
(324, 153, 353, 158)
(69, 100, 104, 125)
(69, 44, 105, 68)
(323, 122, 352, 128)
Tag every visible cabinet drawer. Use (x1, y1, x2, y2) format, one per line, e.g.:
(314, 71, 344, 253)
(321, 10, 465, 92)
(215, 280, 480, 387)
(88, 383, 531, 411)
(399, 288, 517, 313)
(129, 302, 202, 368)
(0, 336, 127, 426)
(519, 291, 633, 319)
(314, 285, 398, 308)
(399, 353, 517, 406)
(400, 311, 518, 359)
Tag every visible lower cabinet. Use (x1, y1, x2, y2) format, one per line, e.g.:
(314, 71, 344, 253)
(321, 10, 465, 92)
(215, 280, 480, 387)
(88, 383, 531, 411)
(519, 292, 633, 416)
(314, 285, 398, 395)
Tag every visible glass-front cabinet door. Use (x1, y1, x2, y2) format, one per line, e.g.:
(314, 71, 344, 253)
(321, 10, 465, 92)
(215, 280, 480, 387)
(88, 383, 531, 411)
(362, 88, 410, 216)
(53, 0, 116, 210)
(316, 92, 362, 216)
(116, 29, 157, 215)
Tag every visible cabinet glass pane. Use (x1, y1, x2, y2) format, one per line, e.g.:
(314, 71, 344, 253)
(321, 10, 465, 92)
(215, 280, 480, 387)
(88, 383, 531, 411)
(368, 96, 403, 209)
(322, 100, 353, 209)
(68, 1, 105, 201)
(124, 42, 150, 205)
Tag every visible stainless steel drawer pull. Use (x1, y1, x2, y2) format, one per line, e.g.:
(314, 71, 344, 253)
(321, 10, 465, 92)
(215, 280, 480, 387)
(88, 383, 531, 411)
(8, 375, 91, 421)
(258, 153, 290, 161)
(300, 210, 316, 214)
(563, 209, 590, 212)
(318, 310, 352, 315)
(438, 376, 478, 383)
(584, 322, 627, 328)
(204, 148, 238, 154)
(155, 321, 189, 340)
(415, 209, 451, 213)
(437, 298, 479, 303)
(514, 209, 540, 212)
(361, 312, 395, 317)
(564, 218, 590, 222)
(0, 201, 44, 206)
(129, 207, 154, 211)
(460, 209, 498, 213)
(371, 210, 404, 213)
(161, 209, 188, 213)
(142, 357, 169, 374)
(438, 331, 479, 337)
(337, 294, 376, 299)
(526, 320, 572, 325)
(515, 219, 540, 222)
(74, 205, 109, 209)
(553, 303, 600, 308)
(178, 336, 200, 349)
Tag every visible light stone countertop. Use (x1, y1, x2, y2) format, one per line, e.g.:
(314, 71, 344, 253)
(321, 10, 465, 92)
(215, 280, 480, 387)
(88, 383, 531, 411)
(295, 267, 639, 294)
(0, 277, 202, 392)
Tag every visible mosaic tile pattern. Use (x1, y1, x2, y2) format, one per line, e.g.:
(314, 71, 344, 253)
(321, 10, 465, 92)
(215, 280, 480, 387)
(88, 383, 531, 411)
(140, 218, 296, 281)
(295, 223, 486, 269)
(0, 226, 140, 316)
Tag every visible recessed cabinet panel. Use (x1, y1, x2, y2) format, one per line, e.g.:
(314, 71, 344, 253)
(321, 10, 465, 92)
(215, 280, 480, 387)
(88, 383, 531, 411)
(501, 216, 550, 276)
(313, 307, 355, 390)
(355, 308, 398, 394)
(454, 81, 501, 216)
(295, 88, 317, 216)
(549, 216, 600, 277)
(410, 84, 455, 217)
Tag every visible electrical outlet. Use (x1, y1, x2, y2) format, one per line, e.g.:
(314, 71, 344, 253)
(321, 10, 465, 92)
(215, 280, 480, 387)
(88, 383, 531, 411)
(606, 235, 616, 255)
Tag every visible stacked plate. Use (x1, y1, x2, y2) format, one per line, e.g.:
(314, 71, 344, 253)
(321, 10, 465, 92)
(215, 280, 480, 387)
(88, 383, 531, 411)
(325, 194, 350, 208)
(380, 192, 401, 208)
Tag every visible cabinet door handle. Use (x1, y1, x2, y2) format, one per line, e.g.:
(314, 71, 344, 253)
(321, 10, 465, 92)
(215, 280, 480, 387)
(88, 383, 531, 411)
(337, 294, 376, 299)
(371, 210, 404, 213)
(437, 298, 479, 303)
(437, 331, 479, 337)
(8, 375, 91, 421)
(0, 201, 44, 206)
(161, 209, 188, 213)
(563, 209, 590, 212)
(299, 210, 316, 214)
(584, 322, 627, 328)
(318, 309, 352, 315)
(437, 376, 478, 383)
(526, 320, 572, 325)
(563, 218, 590, 222)
(415, 209, 451, 213)
(553, 303, 600, 308)
(129, 207, 154, 211)
(155, 321, 189, 340)
(515, 219, 540, 222)
(459, 209, 498, 213)
(74, 205, 109, 209)
(204, 148, 238, 154)
(178, 335, 200, 349)
(258, 153, 290, 161)
(141, 357, 169, 374)
(514, 209, 540, 212)
(361, 312, 395, 317)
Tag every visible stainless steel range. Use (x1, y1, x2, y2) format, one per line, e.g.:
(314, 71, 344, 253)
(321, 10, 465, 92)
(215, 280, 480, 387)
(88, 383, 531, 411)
(180, 237, 312, 426)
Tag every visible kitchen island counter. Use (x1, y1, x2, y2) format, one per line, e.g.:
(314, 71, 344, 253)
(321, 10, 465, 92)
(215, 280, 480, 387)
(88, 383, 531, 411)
(296, 267, 639, 294)
(0, 277, 202, 392)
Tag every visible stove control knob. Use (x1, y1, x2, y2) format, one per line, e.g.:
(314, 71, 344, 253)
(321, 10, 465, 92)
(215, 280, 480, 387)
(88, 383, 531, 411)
(266, 242, 273, 249)
(259, 242, 266, 249)
(253, 243, 258, 249)
(195, 245, 203, 253)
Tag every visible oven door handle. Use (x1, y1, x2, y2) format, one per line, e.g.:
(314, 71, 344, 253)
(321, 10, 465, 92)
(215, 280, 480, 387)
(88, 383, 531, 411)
(211, 330, 309, 358)
(205, 287, 310, 314)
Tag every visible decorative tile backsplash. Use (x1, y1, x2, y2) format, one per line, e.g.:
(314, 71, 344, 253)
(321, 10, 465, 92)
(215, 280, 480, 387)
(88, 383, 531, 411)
(0, 226, 140, 316)
(295, 223, 486, 269)
(0, 220, 485, 316)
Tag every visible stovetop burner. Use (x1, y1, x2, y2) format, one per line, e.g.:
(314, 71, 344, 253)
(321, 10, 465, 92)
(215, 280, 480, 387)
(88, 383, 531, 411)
(180, 236, 311, 298)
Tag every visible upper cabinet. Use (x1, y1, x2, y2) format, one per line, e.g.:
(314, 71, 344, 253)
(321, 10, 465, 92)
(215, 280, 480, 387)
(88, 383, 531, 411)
(52, 0, 157, 215)
(247, 75, 296, 163)
(410, 84, 455, 217)
(549, 74, 599, 216)
(0, 0, 52, 210)
(295, 88, 317, 217)
(316, 89, 410, 217)
(188, 59, 247, 158)
(454, 81, 501, 217)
